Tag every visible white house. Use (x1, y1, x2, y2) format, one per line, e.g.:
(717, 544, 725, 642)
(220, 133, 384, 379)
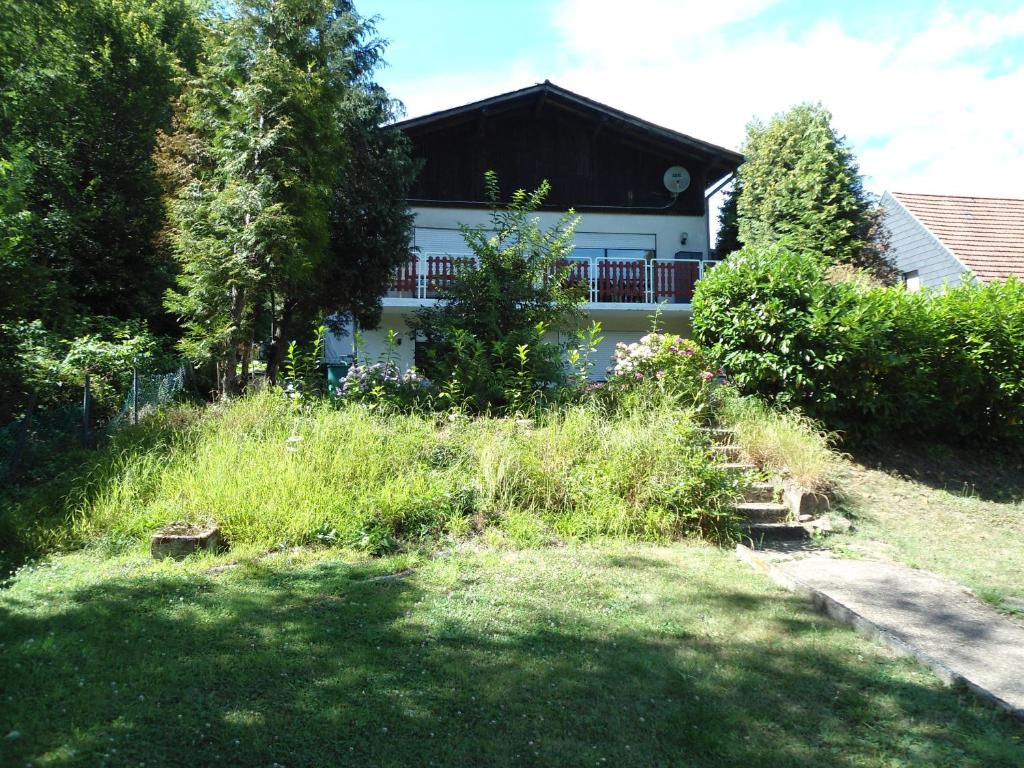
(324, 82, 743, 379)
(880, 191, 1024, 291)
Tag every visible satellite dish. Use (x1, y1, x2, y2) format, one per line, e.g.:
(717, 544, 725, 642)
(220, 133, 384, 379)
(663, 165, 691, 194)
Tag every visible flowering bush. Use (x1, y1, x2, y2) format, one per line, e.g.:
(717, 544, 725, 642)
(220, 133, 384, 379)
(335, 361, 431, 408)
(604, 333, 721, 410)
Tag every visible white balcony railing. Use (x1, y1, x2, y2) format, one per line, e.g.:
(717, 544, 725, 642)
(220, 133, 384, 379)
(387, 254, 721, 305)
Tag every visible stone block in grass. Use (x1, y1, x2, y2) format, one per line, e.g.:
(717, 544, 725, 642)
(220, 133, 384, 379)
(151, 523, 224, 560)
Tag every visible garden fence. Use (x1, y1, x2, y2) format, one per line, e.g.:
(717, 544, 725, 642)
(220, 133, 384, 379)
(107, 364, 190, 432)
(0, 363, 191, 482)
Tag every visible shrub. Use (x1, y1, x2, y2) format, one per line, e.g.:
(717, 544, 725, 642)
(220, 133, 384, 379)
(14, 317, 169, 419)
(408, 172, 585, 411)
(335, 361, 431, 408)
(603, 333, 720, 415)
(930, 278, 1024, 442)
(694, 244, 1024, 444)
(692, 245, 842, 409)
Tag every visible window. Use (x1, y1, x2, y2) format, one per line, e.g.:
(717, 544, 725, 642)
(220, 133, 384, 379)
(414, 337, 441, 372)
(571, 247, 654, 261)
(904, 270, 921, 292)
(571, 233, 656, 262)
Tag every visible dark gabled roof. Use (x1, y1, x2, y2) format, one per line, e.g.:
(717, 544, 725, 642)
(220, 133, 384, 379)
(891, 192, 1024, 283)
(395, 81, 743, 184)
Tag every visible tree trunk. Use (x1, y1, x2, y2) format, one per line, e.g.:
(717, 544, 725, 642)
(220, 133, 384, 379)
(240, 338, 252, 391)
(265, 299, 296, 385)
(221, 348, 237, 397)
(223, 283, 247, 396)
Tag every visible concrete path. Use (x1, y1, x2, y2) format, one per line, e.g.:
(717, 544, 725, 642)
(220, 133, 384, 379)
(737, 546, 1024, 722)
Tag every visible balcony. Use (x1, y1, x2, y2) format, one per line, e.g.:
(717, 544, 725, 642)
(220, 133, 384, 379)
(386, 254, 721, 306)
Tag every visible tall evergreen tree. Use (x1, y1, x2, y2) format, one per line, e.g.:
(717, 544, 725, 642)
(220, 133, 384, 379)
(164, 0, 414, 393)
(736, 103, 895, 280)
(0, 0, 203, 418)
(714, 179, 741, 257)
(0, 0, 203, 327)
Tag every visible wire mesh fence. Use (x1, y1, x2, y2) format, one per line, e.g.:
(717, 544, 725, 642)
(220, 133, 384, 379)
(0, 363, 191, 482)
(107, 364, 190, 432)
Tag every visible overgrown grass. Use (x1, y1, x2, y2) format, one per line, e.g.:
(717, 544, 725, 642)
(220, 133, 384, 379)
(2, 542, 1021, 767)
(4, 392, 742, 559)
(831, 446, 1024, 609)
(720, 394, 837, 490)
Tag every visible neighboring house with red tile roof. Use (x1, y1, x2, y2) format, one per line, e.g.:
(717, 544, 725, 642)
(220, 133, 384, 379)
(880, 192, 1024, 290)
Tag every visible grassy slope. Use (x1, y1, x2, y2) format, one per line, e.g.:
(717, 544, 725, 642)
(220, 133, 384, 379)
(2, 542, 1022, 768)
(2, 393, 740, 567)
(831, 445, 1024, 607)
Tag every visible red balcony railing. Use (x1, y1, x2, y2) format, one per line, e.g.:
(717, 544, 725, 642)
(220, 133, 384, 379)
(651, 259, 701, 303)
(597, 259, 646, 302)
(387, 253, 720, 305)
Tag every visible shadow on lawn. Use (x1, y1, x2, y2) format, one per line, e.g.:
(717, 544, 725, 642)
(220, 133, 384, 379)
(850, 439, 1024, 503)
(1, 556, 1022, 768)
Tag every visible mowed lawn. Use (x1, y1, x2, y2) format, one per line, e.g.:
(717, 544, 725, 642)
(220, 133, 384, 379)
(1, 543, 1022, 768)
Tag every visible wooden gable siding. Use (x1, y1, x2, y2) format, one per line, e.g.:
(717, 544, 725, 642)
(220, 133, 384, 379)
(405, 104, 708, 216)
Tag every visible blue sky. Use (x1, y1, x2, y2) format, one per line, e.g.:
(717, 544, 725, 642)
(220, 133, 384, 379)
(361, 0, 1024, 199)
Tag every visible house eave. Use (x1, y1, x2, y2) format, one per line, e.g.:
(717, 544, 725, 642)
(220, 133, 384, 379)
(394, 80, 743, 180)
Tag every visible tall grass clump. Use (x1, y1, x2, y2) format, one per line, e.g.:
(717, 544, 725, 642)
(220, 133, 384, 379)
(73, 394, 470, 554)
(462, 400, 741, 544)
(58, 391, 741, 554)
(0, 404, 207, 566)
(719, 394, 837, 491)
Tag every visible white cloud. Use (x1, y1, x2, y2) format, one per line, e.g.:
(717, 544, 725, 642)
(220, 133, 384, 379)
(390, 67, 541, 122)
(386, 1, 1024, 199)
(552, 0, 779, 64)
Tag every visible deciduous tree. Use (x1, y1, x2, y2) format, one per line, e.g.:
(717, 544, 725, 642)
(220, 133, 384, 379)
(408, 172, 583, 410)
(0, 0, 201, 416)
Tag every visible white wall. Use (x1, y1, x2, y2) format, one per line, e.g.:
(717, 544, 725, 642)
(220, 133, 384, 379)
(410, 206, 710, 260)
(357, 310, 416, 370)
(324, 206, 707, 378)
(881, 193, 972, 290)
(323, 310, 416, 371)
(338, 309, 696, 381)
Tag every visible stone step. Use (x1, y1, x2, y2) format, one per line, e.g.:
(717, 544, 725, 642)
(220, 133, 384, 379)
(732, 502, 790, 523)
(741, 521, 811, 542)
(702, 426, 736, 442)
(743, 482, 780, 503)
(711, 443, 742, 459)
(702, 425, 735, 435)
(717, 461, 757, 473)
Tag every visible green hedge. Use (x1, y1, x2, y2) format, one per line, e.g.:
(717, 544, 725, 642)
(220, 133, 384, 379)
(692, 245, 1024, 443)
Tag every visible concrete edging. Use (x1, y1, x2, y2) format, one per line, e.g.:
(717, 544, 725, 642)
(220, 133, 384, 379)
(735, 544, 1024, 724)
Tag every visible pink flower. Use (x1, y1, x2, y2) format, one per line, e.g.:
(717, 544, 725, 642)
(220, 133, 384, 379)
(634, 372, 644, 381)
(701, 371, 714, 382)
(683, 347, 695, 356)
(655, 370, 666, 379)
